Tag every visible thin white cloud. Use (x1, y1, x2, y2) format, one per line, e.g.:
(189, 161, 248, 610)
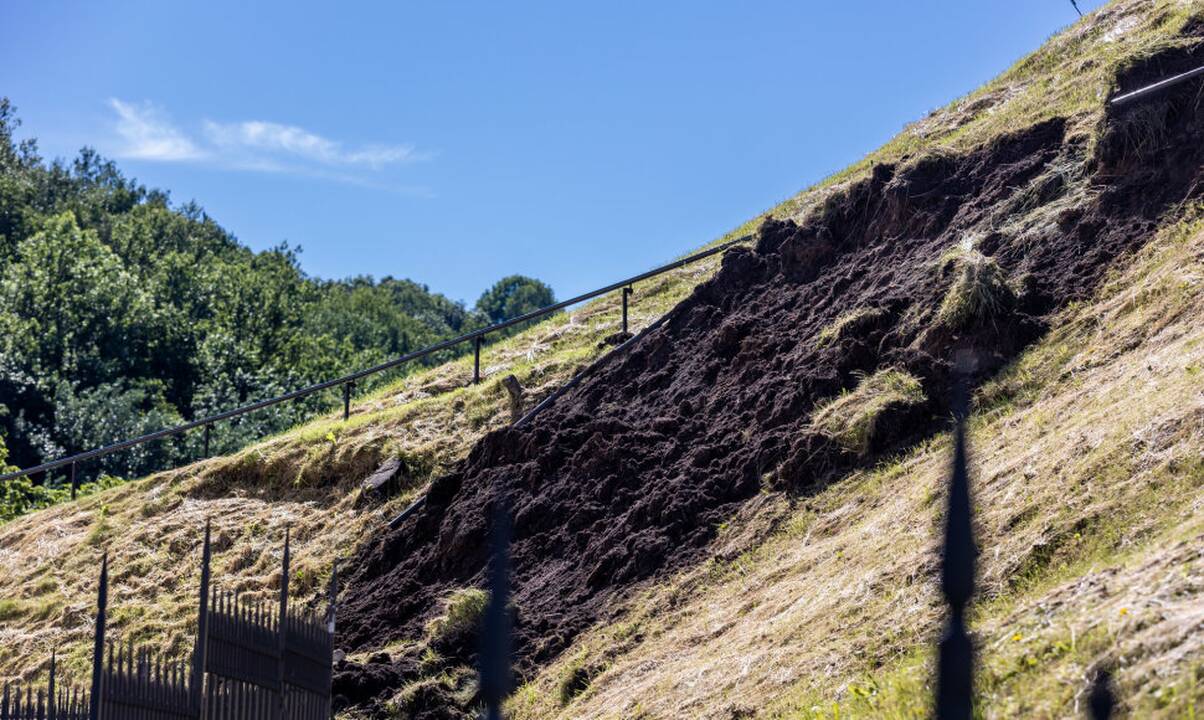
(109, 99, 204, 161)
(105, 99, 428, 190)
(202, 120, 421, 168)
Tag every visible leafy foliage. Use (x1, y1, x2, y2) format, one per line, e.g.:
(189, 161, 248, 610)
(0, 434, 120, 521)
(474, 274, 556, 336)
(0, 99, 554, 509)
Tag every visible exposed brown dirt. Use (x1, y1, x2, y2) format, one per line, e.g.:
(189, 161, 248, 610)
(332, 42, 1204, 715)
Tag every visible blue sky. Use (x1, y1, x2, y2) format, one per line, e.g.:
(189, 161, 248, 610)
(1, 1, 1104, 305)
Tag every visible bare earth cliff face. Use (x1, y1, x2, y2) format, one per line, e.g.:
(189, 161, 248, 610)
(334, 27, 1204, 716)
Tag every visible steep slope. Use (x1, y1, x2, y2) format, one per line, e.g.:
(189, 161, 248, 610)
(507, 207, 1204, 719)
(333, 1, 1204, 716)
(0, 249, 733, 680)
(3, 4, 1203, 720)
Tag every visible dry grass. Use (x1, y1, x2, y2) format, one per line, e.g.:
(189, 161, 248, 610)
(936, 242, 1016, 330)
(506, 211, 1204, 719)
(814, 307, 889, 349)
(424, 587, 488, 649)
(2, 0, 1200, 709)
(0, 251, 733, 684)
(810, 369, 926, 456)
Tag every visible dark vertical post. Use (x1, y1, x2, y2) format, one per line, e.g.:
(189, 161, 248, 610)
(621, 286, 632, 335)
(70, 463, 78, 501)
(46, 651, 56, 720)
(203, 425, 211, 458)
(479, 493, 512, 720)
(275, 529, 290, 720)
(342, 383, 352, 422)
(88, 555, 108, 720)
(936, 374, 976, 720)
(473, 336, 483, 385)
(324, 561, 338, 635)
(324, 561, 338, 719)
(192, 520, 212, 716)
(1089, 670, 1115, 719)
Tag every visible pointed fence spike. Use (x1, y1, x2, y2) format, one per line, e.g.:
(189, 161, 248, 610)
(192, 524, 211, 717)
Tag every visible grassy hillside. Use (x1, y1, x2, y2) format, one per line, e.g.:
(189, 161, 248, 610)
(0, 235, 734, 680)
(507, 206, 1204, 719)
(1, 2, 1202, 719)
(0, 108, 553, 500)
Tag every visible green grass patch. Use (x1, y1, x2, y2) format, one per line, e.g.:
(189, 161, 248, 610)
(425, 587, 488, 648)
(936, 243, 1016, 330)
(816, 307, 889, 348)
(811, 369, 926, 456)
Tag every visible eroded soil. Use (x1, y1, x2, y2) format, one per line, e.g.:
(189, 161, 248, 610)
(333, 40, 1204, 716)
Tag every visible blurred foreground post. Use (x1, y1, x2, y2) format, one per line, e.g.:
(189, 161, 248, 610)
(936, 373, 976, 720)
(479, 493, 513, 720)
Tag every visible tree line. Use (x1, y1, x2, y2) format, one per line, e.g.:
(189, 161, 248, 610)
(0, 99, 553, 520)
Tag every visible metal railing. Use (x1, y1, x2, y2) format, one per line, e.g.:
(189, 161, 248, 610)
(1110, 62, 1204, 107)
(0, 236, 749, 489)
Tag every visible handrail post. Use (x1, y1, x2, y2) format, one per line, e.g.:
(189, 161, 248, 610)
(203, 424, 211, 458)
(622, 286, 633, 334)
(70, 462, 78, 500)
(342, 382, 353, 421)
(474, 336, 483, 385)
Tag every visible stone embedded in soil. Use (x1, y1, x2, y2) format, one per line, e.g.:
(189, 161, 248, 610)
(358, 457, 408, 505)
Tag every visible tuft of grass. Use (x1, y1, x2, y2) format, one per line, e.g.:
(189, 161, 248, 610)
(815, 307, 889, 348)
(0, 598, 23, 621)
(936, 242, 1016, 329)
(556, 652, 596, 706)
(424, 587, 488, 648)
(810, 369, 926, 456)
(388, 666, 478, 717)
(86, 504, 113, 547)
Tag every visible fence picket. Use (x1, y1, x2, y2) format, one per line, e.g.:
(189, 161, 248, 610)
(6, 526, 335, 719)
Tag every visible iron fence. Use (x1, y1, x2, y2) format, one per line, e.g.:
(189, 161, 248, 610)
(2, 524, 335, 720)
(1, 655, 89, 720)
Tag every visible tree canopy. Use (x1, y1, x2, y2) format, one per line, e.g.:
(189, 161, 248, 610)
(0, 99, 554, 503)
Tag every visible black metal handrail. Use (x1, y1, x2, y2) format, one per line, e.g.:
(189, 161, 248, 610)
(0, 236, 749, 486)
(1110, 62, 1204, 107)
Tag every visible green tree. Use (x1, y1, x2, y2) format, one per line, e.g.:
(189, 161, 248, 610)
(474, 275, 556, 331)
(0, 99, 553, 521)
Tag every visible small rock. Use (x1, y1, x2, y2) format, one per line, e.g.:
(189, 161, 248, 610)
(358, 458, 407, 506)
(368, 651, 391, 665)
(600, 331, 633, 347)
(502, 374, 524, 422)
